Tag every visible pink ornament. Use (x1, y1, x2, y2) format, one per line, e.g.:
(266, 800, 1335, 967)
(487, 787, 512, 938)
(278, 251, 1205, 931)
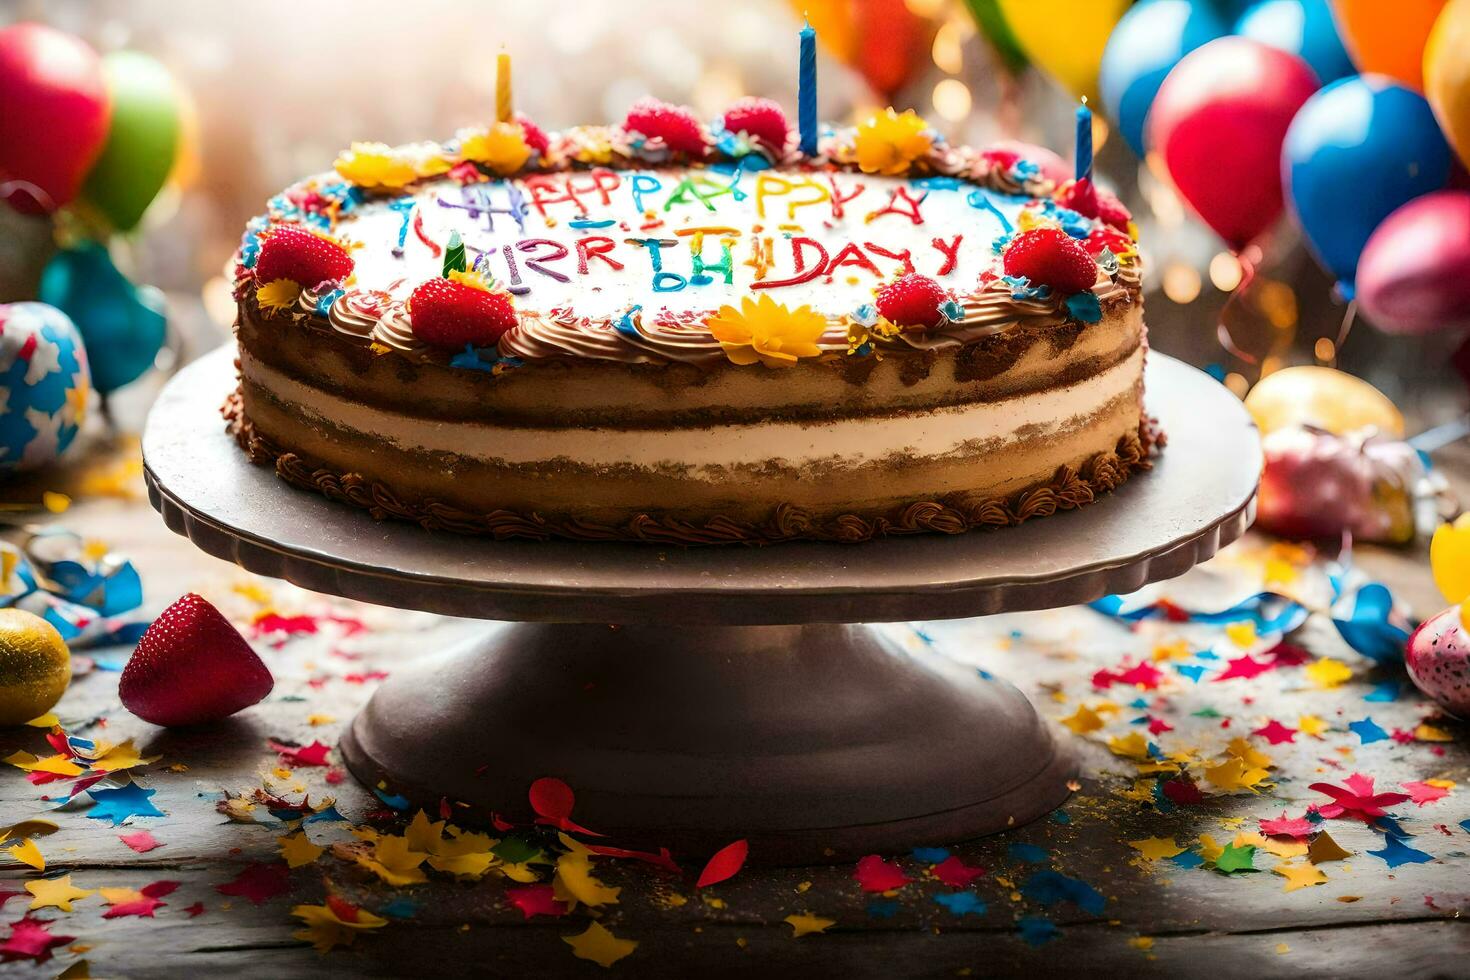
(1146, 37, 1318, 250)
(1255, 426, 1423, 543)
(0, 23, 110, 214)
(1357, 191, 1470, 337)
(1406, 606, 1470, 718)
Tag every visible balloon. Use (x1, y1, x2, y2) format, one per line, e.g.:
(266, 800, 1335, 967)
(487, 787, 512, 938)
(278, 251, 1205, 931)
(1357, 190, 1470, 335)
(1146, 37, 1320, 250)
(961, 0, 1029, 75)
(1331, 0, 1446, 90)
(795, 0, 936, 101)
(1425, 0, 1470, 170)
(1283, 75, 1452, 289)
(994, 0, 1132, 104)
(1244, 365, 1405, 437)
(1255, 426, 1423, 542)
(81, 52, 181, 232)
(38, 243, 165, 395)
(1237, 0, 1355, 83)
(0, 303, 90, 472)
(0, 23, 110, 214)
(1100, 0, 1231, 157)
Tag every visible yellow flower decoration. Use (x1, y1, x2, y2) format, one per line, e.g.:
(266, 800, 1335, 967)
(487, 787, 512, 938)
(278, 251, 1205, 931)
(447, 269, 491, 292)
(707, 294, 828, 368)
(460, 122, 532, 177)
(256, 278, 302, 312)
(853, 108, 933, 176)
(333, 142, 418, 193)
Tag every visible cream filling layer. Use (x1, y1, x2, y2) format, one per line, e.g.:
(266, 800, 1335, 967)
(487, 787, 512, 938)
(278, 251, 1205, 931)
(242, 345, 1143, 474)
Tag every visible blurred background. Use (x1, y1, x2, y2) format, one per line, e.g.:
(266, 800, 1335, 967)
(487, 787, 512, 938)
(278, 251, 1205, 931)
(0, 0, 1466, 434)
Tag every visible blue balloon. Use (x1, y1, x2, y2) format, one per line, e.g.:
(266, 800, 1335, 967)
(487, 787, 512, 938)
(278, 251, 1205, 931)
(1283, 75, 1454, 290)
(38, 241, 166, 394)
(1100, 0, 1231, 157)
(1236, 0, 1354, 84)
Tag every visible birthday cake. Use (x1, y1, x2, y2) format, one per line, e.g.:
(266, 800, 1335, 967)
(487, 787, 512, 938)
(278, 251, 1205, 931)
(228, 97, 1154, 544)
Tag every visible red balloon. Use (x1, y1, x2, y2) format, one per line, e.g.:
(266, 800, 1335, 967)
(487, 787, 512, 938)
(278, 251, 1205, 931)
(1357, 190, 1470, 336)
(0, 23, 110, 214)
(1146, 37, 1319, 250)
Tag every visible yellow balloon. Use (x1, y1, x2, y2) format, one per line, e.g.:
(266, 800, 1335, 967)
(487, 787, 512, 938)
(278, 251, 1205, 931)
(1243, 366, 1405, 438)
(1432, 513, 1470, 606)
(994, 0, 1130, 104)
(0, 609, 70, 726)
(1426, 0, 1470, 169)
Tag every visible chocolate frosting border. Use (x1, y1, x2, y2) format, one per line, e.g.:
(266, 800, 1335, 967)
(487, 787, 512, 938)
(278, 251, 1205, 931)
(223, 388, 1163, 546)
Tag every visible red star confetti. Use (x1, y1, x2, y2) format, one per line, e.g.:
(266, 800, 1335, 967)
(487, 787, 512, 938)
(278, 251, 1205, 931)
(528, 777, 601, 836)
(1309, 773, 1410, 821)
(695, 839, 749, 888)
(1402, 780, 1453, 806)
(506, 884, 569, 920)
(118, 830, 161, 853)
(1214, 654, 1275, 682)
(269, 740, 332, 767)
(251, 612, 319, 637)
(1259, 813, 1314, 839)
(933, 855, 986, 888)
(853, 855, 911, 893)
(0, 917, 74, 963)
(1252, 720, 1297, 745)
(215, 862, 290, 905)
(183, 902, 206, 917)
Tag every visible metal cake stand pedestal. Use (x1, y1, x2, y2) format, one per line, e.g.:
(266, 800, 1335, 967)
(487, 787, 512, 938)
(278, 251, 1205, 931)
(143, 347, 1259, 864)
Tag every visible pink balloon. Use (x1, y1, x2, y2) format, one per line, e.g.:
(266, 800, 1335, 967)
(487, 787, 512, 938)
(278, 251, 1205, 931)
(1146, 36, 1319, 251)
(0, 23, 110, 214)
(1357, 190, 1470, 336)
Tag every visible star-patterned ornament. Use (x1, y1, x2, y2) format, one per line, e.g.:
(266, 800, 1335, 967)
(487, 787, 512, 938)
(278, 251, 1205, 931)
(0, 304, 90, 472)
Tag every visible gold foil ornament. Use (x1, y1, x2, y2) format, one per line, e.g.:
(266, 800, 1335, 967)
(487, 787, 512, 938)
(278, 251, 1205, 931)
(0, 608, 71, 726)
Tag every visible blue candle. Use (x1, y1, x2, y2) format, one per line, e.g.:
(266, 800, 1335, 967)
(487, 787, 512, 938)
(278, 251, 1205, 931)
(799, 21, 818, 157)
(1075, 100, 1093, 183)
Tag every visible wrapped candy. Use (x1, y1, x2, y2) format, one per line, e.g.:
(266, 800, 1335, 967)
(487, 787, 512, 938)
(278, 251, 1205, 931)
(1255, 425, 1448, 544)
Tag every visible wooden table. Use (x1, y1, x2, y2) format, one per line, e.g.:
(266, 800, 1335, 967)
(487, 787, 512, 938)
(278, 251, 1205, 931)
(2, 436, 1469, 979)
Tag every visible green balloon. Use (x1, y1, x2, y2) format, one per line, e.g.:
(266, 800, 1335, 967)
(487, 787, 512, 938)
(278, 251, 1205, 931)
(80, 51, 180, 232)
(963, 0, 1030, 75)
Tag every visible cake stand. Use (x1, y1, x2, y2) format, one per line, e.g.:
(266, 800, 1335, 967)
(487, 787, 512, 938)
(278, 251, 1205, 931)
(143, 347, 1259, 864)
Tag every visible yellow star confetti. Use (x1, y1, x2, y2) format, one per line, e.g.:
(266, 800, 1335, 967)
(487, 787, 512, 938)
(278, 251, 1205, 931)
(553, 849, 620, 909)
(562, 921, 638, 968)
(1297, 714, 1330, 738)
(26, 874, 95, 911)
(1225, 737, 1273, 771)
(1197, 835, 1225, 864)
(98, 887, 147, 906)
(3, 752, 83, 777)
(1151, 640, 1191, 662)
(1224, 621, 1257, 648)
(1128, 838, 1185, 861)
(1304, 658, 1352, 689)
(88, 740, 160, 773)
(1273, 861, 1327, 892)
(1415, 723, 1454, 742)
(785, 912, 836, 937)
(1107, 732, 1151, 761)
(356, 834, 428, 887)
(278, 832, 324, 869)
(1203, 757, 1269, 793)
(6, 838, 44, 870)
(1060, 704, 1105, 735)
(291, 900, 387, 953)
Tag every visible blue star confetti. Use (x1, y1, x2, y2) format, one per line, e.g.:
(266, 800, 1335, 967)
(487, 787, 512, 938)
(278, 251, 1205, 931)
(934, 892, 987, 917)
(1349, 717, 1389, 744)
(1367, 834, 1434, 868)
(1017, 916, 1060, 947)
(1020, 870, 1105, 914)
(86, 783, 165, 826)
(1008, 843, 1049, 864)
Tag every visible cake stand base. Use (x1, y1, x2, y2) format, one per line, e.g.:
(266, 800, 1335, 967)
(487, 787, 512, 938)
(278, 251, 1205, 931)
(339, 621, 1073, 864)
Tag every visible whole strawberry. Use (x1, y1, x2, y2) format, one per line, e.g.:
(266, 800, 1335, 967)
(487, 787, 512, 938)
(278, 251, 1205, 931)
(120, 593, 274, 727)
(1002, 228, 1099, 295)
(254, 225, 354, 287)
(875, 273, 949, 329)
(409, 277, 517, 349)
(721, 97, 791, 153)
(623, 98, 707, 157)
(1056, 179, 1132, 231)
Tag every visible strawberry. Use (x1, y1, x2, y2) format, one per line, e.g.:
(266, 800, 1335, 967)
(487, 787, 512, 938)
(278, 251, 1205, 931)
(408, 277, 517, 348)
(119, 593, 273, 727)
(622, 98, 707, 157)
(1056, 178, 1132, 231)
(1003, 228, 1099, 295)
(517, 113, 550, 158)
(254, 225, 354, 288)
(721, 97, 791, 152)
(875, 273, 949, 328)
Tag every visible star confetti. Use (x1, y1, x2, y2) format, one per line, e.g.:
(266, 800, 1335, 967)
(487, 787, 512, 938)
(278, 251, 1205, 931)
(1348, 718, 1388, 744)
(1204, 757, 1269, 794)
(695, 839, 748, 888)
(216, 862, 290, 905)
(1310, 774, 1410, 821)
(26, 875, 95, 911)
(562, 921, 637, 968)
(1273, 862, 1327, 892)
(6, 839, 44, 870)
(1017, 916, 1060, 947)
(1128, 838, 1185, 861)
(0, 917, 74, 963)
(784, 913, 835, 937)
(552, 839, 620, 909)
(1060, 704, 1104, 734)
(1304, 658, 1353, 689)
(1307, 832, 1352, 864)
(118, 831, 161, 853)
(1252, 720, 1297, 745)
(933, 891, 987, 916)
(1214, 654, 1274, 682)
(853, 855, 911, 892)
(506, 884, 568, 920)
(1019, 871, 1105, 913)
(292, 896, 388, 953)
(278, 832, 324, 869)
(932, 855, 986, 887)
(1259, 813, 1314, 839)
(1213, 843, 1258, 874)
(270, 740, 331, 767)
(1367, 835, 1434, 868)
(1297, 715, 1330, 738)
(86, 784, 165, 826)
(1402, 780, 1453, 806)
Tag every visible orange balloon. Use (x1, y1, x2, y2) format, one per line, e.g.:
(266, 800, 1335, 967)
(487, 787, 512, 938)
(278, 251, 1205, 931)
(1331, 0, 1447, 91)
(788, 0, 937, 102)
